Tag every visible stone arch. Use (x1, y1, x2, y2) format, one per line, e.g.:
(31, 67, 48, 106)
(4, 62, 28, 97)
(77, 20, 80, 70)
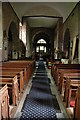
(33, 31, 50, 44)
(63, 28, 70, 58)
(8, 21, 20, 60)
(32, 31, 51, 60)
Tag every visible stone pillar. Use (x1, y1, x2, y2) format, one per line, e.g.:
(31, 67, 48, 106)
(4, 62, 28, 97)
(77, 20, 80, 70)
(25, 20, 32, 58)
(26, 27, 30, 57)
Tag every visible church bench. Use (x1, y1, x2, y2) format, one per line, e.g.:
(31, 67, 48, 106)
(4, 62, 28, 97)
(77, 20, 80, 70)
(59, 72, 80, 94)
(52, 64, 80, 69)
(1, 66, 31, 85)
(1, 60, 35, 83)
(52, 64, 80, 92)
(54, 69, 80, 88)
(2, 59, 35, 69)
(0, 70, 24, 94)
(53, 68, 80, 87)
(66, 86, 80, 120)
(13, 60, 35, 75)
(64, 77, 80, 108)
(51, 64, 80, 79)
(26, 63, 34, 80)
(74, 86, 80, 120)
(7, 60, 35, 68)
(51, 64, 80, 86)
(0, 60, 35, 94)
(51, 65, 80, 108)
(0, 67, 27, 86)
(0, 62, 34, 117)
(1, 59, 35, 67)
(0, 76, 19, 106)
(1, 60, 35, 69)
(0, 84, 9, 119)
(1, 71, 23, 94)
(51, 63, 80, 73)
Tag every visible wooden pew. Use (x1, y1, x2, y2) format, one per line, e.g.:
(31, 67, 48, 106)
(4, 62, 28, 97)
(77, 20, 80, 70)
(74, 86, 80, 120)
(57, 69, 80, 86)
(52, 65, 80, 86)
(0, 60, 35, 96)
(51, 66, 80, 86)
(11, 61, 34, 81)
(6, 60, 35, 68)
(52, 64, 80, 70)
(1, 67, 27, 87)
(51, 64, 80, 80)
(51, 64, 80, 119)
(0, 76, 19, 106)
(64, 77, 80, 107)
(1, 60, 35, 69)
(0, 70, 24, 95)
(0, 60, 35, 119)
(0, 84, 9, 119)
(1, 60, 35, 85)
(0, 61, 34, 92)
(59, 72, 80, 94)
(1, 60, 34, 69)
(65, 79, 80, 119)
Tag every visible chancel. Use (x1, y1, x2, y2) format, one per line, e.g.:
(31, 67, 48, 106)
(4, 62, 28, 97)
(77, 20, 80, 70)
(0, 1, 80, 120)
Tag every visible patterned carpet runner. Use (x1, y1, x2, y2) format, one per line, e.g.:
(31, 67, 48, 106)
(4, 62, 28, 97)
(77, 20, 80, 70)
(20, 60, 57, 120)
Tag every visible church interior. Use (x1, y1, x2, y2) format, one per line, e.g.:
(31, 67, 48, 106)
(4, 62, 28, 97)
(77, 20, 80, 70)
(0, 1, 80, 119)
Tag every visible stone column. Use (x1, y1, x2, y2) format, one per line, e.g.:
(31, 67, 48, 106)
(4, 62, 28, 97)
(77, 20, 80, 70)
(26, 28, 30, 57)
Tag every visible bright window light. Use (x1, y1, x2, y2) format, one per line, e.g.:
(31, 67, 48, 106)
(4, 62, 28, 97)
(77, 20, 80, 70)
(36, 46, 39, 52)
(40, 46, 44, 50)
(37, 39, 46, 44)
(44, 47, 46, 52)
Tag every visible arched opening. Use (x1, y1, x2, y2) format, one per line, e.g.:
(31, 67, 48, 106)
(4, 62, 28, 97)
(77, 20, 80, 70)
(36, 39, 47, 56)
(33, 32, 51, 61)
(63, 28, 70, 58)
(8, 25, 13, 60)
(8, 22, 19, 60)
(35, 38, 48, 61)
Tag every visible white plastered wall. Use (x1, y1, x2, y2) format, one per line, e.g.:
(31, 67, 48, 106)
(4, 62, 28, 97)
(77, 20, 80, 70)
(79, 37, 80, 64)
(0, 2, 3, 62)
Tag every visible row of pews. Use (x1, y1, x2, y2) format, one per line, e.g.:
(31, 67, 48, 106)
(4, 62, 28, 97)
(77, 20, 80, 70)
(0, 60, 35, 120)
(51, 63, 80, 119)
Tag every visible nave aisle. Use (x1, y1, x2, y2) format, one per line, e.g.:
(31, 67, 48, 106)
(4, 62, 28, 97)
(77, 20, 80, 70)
(14, 60, 68, 119)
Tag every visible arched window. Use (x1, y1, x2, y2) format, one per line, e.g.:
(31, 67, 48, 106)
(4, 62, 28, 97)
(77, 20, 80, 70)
(36, 39, 47, 53)
(37, 39, 46, 44)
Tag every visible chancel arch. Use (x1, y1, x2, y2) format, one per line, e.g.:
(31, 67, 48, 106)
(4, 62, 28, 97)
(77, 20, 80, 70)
(32, 31, 51, 60)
